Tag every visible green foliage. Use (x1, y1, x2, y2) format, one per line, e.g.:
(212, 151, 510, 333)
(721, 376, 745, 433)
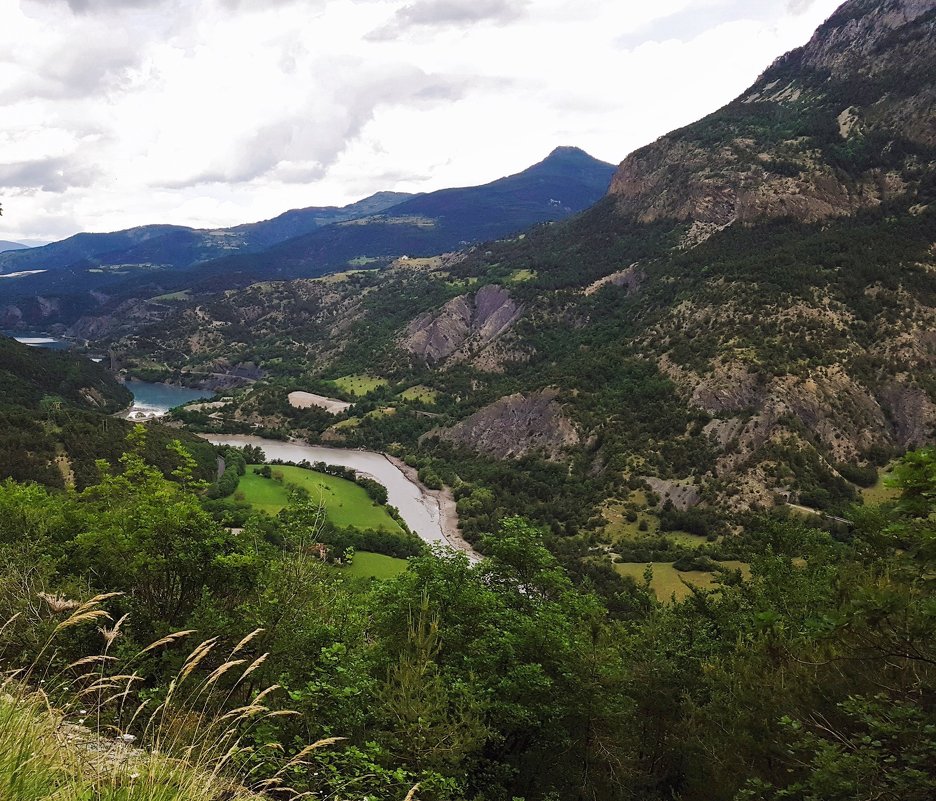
(0, 335, 131, 412)
(0, 443, 935, 799)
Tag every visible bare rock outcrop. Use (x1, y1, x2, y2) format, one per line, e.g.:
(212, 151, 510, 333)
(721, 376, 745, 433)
(877, 382, 936, 447)
(642, 477, 701, 511)
(437, 389, 579, 460)
(402, 284, 521, 365)
(607, 0, 936, 227)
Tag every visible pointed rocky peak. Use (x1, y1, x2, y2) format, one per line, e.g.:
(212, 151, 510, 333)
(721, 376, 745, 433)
(607, 0, 936, 227)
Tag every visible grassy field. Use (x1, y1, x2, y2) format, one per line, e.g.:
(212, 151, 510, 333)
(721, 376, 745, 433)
(400, 385, 438, 404)
(236, 470, 291, 515)
(151, 290, 192, 301)
(508, 268, 537, 282)
(331, 374, 388, 396)
(241, 465, 403, 532)
(861, 463, 899, 505)
(614, 561, 750, 602)
(343, 551, 409, 579)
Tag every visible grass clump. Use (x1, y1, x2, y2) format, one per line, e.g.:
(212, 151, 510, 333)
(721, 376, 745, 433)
(0, 594, 345, 801)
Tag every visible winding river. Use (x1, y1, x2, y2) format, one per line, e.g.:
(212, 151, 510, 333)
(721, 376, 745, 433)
(203, 434, 480, 562)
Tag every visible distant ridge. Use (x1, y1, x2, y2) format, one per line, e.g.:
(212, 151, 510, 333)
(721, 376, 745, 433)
(0, 191, 413, 277)
(0, 147, 615, 324)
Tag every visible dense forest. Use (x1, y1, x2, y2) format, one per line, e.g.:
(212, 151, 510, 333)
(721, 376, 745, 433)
(0, 429, 933, 799)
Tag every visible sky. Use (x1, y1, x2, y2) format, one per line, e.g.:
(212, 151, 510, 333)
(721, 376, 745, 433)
(0, 0, 844, 243)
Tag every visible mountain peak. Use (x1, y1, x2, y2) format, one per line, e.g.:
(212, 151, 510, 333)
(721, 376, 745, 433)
(546, 146, 590, 159)
(608, 0, 936, 227)
(540, 146, 610, 168)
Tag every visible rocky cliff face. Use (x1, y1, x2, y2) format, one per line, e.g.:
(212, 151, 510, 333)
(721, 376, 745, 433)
(608, 0, 936, 228)
(437, 389, 580, 460)
(402, 284, 521, 365)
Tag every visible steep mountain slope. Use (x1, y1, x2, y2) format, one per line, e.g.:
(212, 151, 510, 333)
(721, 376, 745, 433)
(0, 335, 217, 489)
(89, 0, 935, 531)
(0, 335, 131, 412)
(610, 0, 935, 229)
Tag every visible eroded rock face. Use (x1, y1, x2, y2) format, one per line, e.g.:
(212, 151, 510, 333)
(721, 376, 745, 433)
(607, 0, 936, 227)
(402, 284, 521, 365)
(877, 383, 936, 447)
(642, 477, 701, 511)
(437, 389, 579, 460)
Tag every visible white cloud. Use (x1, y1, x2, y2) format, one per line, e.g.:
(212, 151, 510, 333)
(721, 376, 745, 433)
(367, 0, 529, 41)
(1, 0, 844, 241)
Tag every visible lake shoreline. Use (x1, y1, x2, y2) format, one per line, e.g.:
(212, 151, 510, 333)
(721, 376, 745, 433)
(116, 379, 215, 422)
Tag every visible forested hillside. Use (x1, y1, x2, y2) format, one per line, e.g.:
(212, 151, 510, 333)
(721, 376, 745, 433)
(1, 428, 934, 799)
(0, 335, 216, 487)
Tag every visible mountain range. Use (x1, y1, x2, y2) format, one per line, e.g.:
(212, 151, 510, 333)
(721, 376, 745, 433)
(0, 147, 614, 327)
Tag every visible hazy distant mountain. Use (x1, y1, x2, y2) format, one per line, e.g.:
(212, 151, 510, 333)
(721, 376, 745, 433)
(0, 192, 414, 278)
(147, 146, 616, 291)
(230, 191, 414, 250)
(0, 241, 29, 253)
(0, 148, 614, 322)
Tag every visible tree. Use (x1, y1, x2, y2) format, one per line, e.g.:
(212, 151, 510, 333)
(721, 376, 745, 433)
(72, 426, 259, 634)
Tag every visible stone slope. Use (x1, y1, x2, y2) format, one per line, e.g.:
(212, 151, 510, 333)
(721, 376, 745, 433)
(608, 0, 936, 229)
(437, 390, 580, 461)
(402, 284, 521, 365)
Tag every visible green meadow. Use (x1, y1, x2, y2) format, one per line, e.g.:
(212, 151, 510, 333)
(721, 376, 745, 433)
(330, 374, 388, 396)
(240, 465, 403, 532)
(614, 561, 750, 602)
(343, 551, 409, 579)
(400, 385, 438, 403)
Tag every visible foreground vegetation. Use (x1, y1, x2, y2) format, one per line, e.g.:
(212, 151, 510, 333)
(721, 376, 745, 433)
(0, 426, 933, 799)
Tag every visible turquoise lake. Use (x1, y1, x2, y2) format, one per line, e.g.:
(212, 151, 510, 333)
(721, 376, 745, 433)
(124, 380, 213, 416)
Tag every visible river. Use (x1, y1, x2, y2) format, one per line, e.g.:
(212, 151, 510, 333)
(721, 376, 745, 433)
(204, 434, 480, 561)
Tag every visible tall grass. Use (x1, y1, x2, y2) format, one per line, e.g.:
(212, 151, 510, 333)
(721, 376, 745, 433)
(0, 593, 340, 800)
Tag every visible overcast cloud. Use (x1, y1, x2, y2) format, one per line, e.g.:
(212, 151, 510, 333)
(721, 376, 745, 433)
(2, 0, 843, 242)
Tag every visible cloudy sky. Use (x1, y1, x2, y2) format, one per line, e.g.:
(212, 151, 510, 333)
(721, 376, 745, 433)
(1, 0, 843, 243)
